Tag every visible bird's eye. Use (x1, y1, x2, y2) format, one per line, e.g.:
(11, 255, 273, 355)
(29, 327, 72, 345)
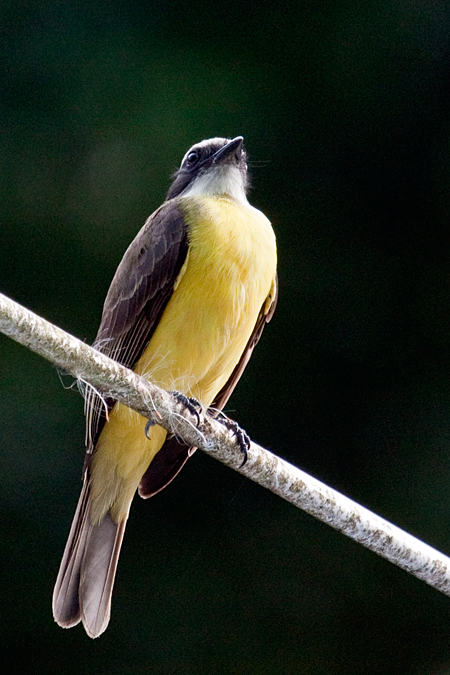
(185, 150, 199, 167)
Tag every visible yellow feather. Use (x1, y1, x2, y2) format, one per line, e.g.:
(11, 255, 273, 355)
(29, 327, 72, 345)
(89, 194, 277, 523)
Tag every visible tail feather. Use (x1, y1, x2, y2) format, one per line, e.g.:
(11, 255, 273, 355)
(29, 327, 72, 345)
(52, 480, 90, 628)
(80, 513, 126, 638)
(53, 479, 127, 638)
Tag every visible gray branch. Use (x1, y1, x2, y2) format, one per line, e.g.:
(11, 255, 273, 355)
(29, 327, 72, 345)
(1, 291, 450, 598)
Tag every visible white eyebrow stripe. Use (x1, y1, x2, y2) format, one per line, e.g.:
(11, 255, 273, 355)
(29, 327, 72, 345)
(180, 137, 230, 166)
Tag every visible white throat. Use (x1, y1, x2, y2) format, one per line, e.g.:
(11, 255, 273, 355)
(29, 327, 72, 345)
(181, 164, 248, 203)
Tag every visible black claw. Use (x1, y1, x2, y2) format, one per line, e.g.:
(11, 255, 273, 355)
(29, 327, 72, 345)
(169, 390, 202, 426)
(145, 419, 156, 439)
(218, 416, 251, 467)
(236, 427, 251, 467)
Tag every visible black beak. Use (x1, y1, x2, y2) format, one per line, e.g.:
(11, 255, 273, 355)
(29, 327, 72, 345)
(212, 136, 244, 164)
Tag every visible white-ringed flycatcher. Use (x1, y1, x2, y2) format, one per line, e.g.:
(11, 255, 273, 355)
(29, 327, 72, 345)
(53, 136, 278, 638)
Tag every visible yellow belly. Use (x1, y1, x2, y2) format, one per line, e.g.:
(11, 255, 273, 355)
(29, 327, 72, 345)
(90, 195, 276, 523)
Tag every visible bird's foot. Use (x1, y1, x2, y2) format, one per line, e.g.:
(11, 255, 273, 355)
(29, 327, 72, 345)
(217, 415, 251, 467)
(145, 392, 202, 439)
(169, 391, 202, 427)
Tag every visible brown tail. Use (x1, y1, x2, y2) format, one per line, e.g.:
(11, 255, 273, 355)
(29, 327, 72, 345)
(52, 479, 126, 638)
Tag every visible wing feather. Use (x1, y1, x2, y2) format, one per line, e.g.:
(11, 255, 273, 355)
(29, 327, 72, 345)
(84, 200, 188, 453)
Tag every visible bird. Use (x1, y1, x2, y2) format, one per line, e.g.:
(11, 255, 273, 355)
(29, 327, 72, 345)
(52, 136, 278, 638)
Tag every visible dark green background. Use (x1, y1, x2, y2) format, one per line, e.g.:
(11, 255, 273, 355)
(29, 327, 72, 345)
(2, 1, 450, 672)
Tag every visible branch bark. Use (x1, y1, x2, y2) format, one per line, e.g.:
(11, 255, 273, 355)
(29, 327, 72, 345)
(1, 291, 450, 598)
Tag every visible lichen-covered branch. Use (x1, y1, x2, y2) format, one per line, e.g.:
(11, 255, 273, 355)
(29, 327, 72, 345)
(1, 290, 450, 598)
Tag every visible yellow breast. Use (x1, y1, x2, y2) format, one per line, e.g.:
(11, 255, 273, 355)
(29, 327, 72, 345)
(135, 194, 277, 399)
(91, 194, 276, 522)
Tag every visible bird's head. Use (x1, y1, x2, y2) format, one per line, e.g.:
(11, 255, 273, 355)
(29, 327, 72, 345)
(166, 136, 248, 202)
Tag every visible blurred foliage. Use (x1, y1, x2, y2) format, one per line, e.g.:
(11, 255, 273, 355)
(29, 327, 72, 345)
(2, 0, 450, 673)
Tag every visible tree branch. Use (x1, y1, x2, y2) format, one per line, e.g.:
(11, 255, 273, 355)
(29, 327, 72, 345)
(1, 291, 450, 598)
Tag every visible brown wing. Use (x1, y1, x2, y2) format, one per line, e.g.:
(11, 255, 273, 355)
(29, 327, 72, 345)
(138, 273, 278, 498)
(84, 200, 188, 453)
